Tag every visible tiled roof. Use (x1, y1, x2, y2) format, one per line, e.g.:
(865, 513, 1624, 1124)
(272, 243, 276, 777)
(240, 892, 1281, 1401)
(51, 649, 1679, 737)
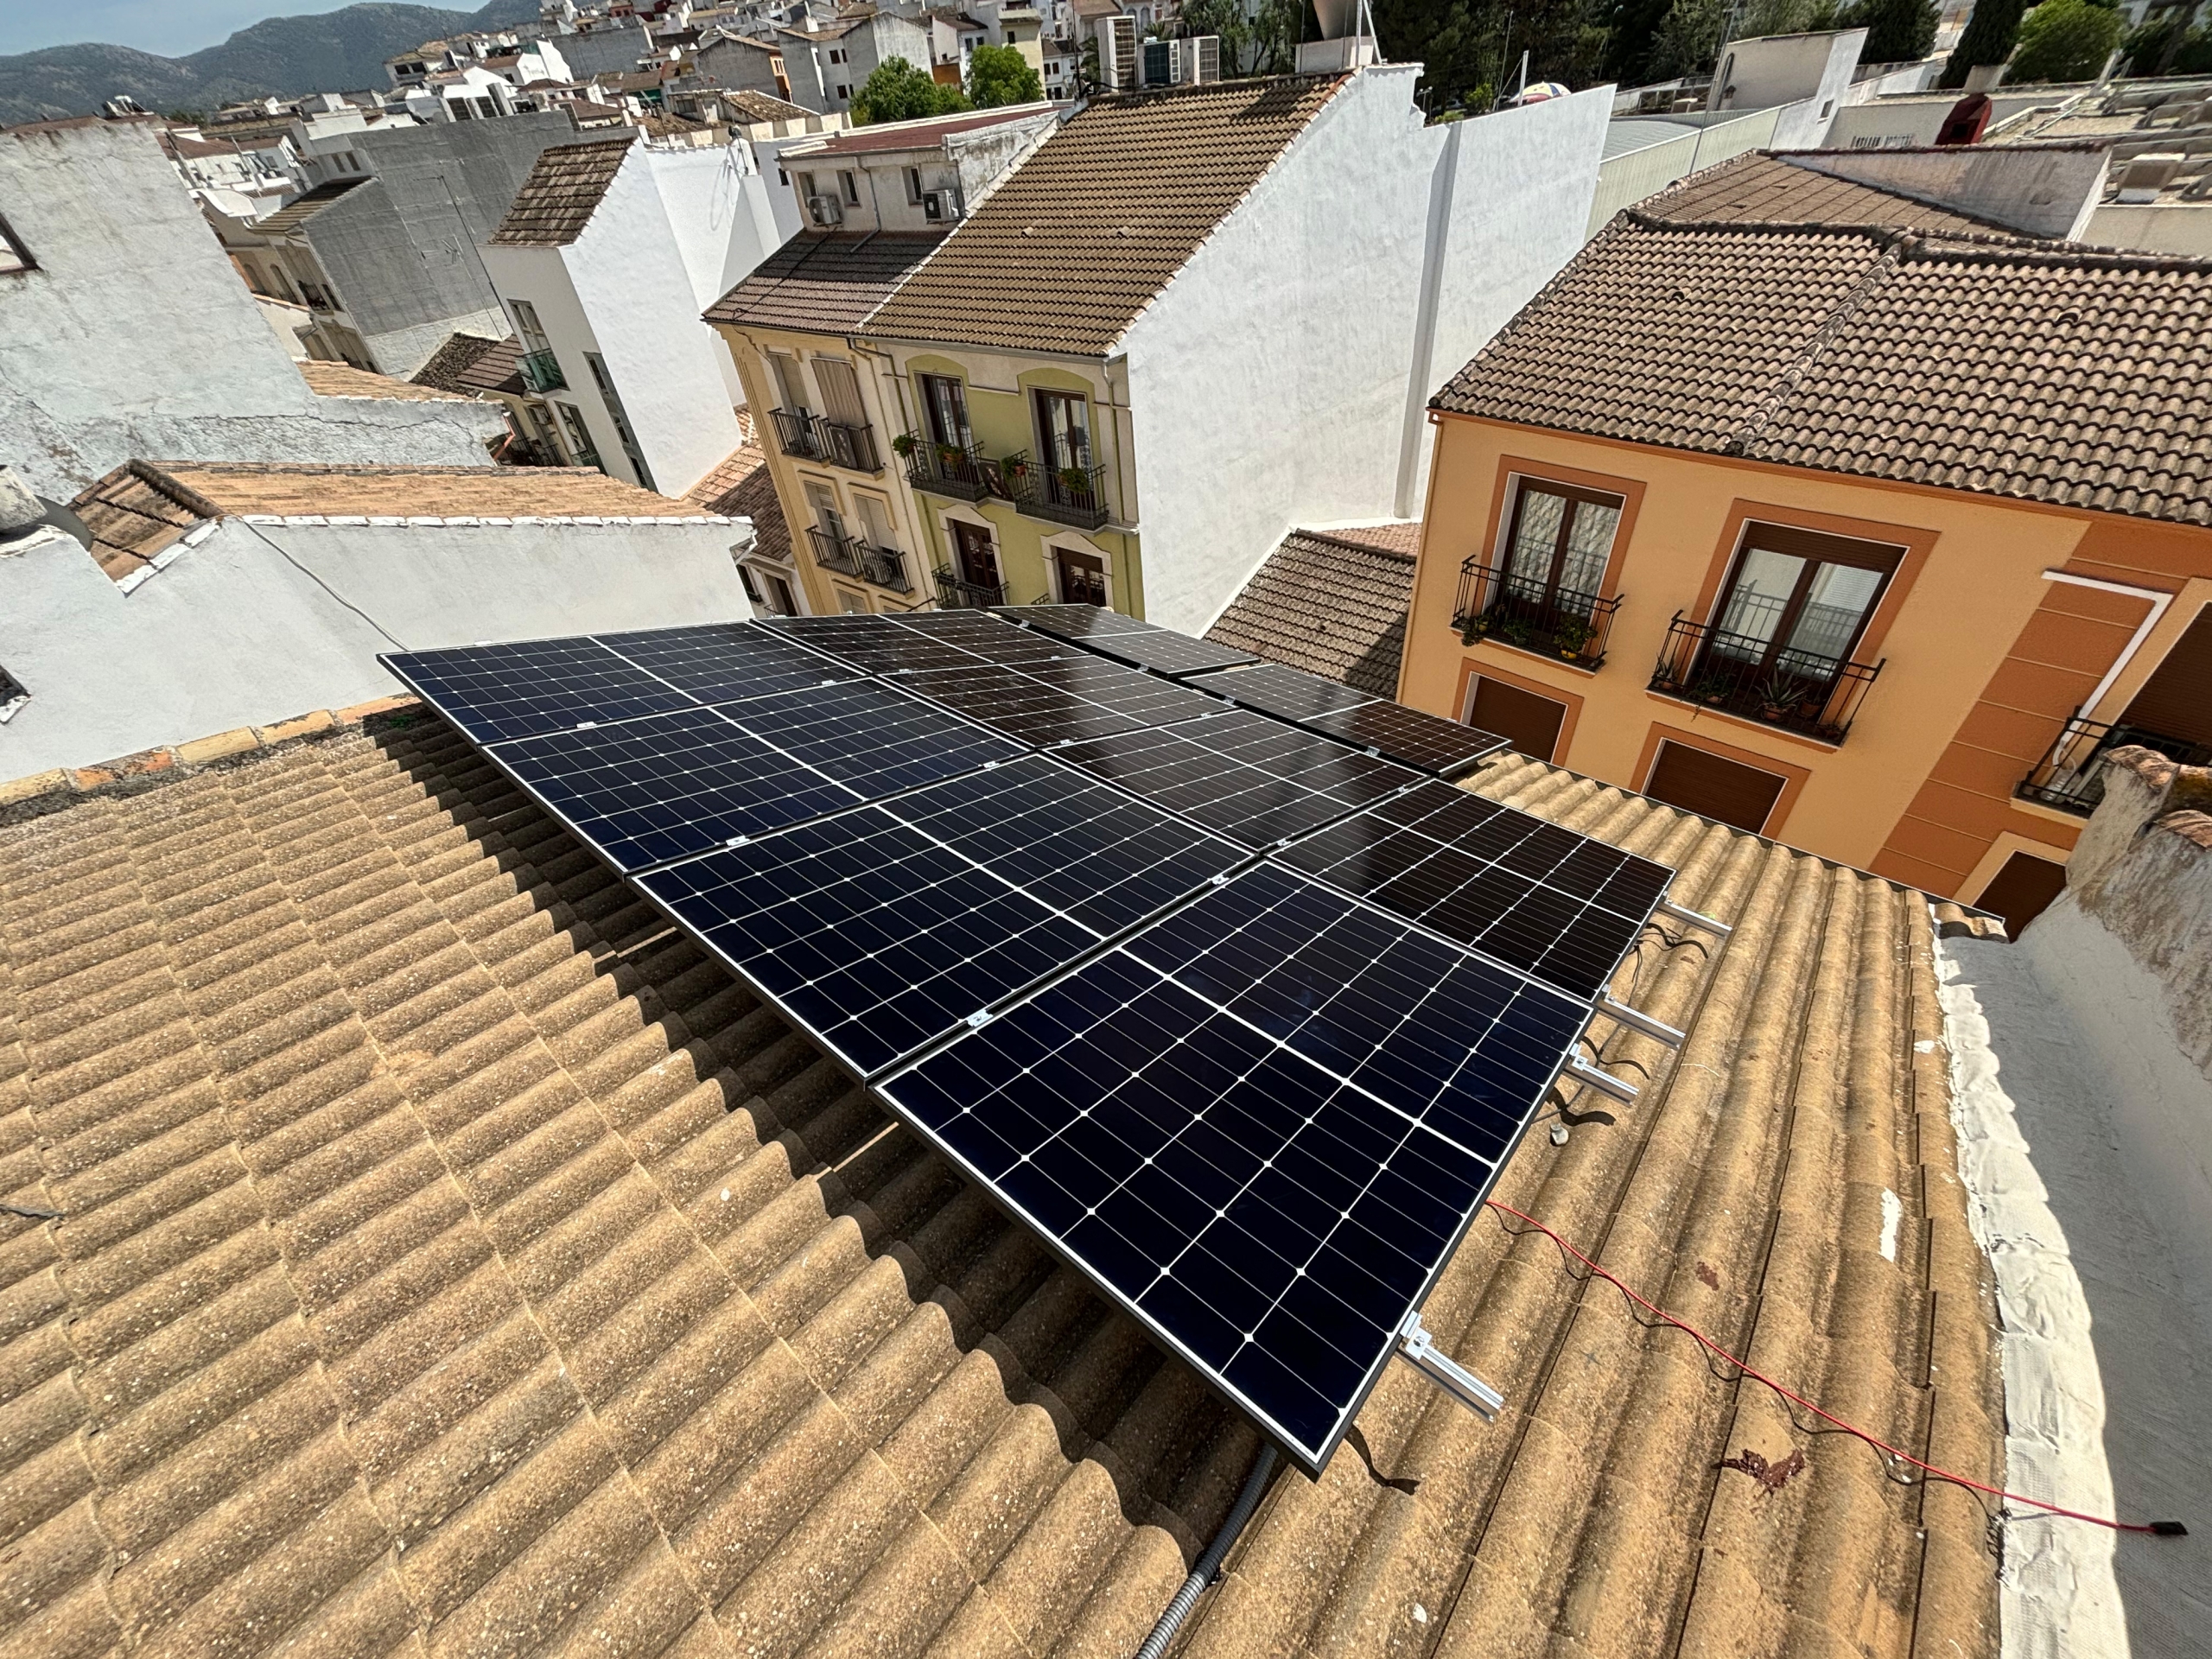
(257, 177, 365, 236)
(1205, 525, 1416, 697)
(1432, 214, 2212, 526)
(1645, 150, 2022, 236)
(724, 89, 814, 122)
(67, 461, 216, 582)
(0, 709, 2003, 1658)
(67, 461, 712, 535)
(410, 331, 519, 395)
(489, 134, 637, 245)
(702, 231, 948, 334)
(868, 75, 1347, 356)
(684, 442, 791, 562)
(297, 359, 474, 402)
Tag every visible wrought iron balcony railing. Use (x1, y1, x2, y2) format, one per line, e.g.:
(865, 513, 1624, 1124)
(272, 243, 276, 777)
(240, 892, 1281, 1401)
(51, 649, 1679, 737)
(771, 405, 822, 460)
(1648, 612, 1881, 744)
(806, 525, 910, 593)
(817, 416, 880, 474)
(900, 434, 1013, 503)
(1453, 557, 1623, 669)
(2017, 714, 2211, 815)
(934, 565, 1007, 609)
(518, 349, 565, 393)
(1014, 459, 1109, 530)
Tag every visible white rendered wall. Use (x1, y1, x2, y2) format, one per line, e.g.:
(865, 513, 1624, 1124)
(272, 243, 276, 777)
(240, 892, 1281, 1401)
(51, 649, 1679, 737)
(644, 143, 792, 410)
(0, 121, 496, 499)
(1121, 72, 1608, 632)
(0, 518, 753, 778)
(1587, 107, 1782, 233)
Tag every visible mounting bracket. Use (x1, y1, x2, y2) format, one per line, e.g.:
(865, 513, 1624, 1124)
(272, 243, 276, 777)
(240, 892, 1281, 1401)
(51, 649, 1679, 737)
(1599, 994, 1685, 1048)
(1657, 898, 1732, 937)
(1566, 1056, 1639, 1104)
(1396, 1313, 1503, 1421)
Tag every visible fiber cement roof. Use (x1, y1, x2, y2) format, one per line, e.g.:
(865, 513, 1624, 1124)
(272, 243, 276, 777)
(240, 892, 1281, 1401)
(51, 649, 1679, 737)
(1433, 207, 2212, 526)
(0, 696, 2003, 1657)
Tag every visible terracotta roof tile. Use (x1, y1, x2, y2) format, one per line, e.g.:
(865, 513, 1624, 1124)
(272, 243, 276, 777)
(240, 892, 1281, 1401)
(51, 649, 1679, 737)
(1205, 525, 1415, 696)
(489, 133, 637, 245)
(1647, 150, 2019, 236)
(703, 231, 948, 334)
(725, 89, 814, 122)
(298, 359, 474, 401)
(257, 176, 365, 235)
(684, 442, 791, 561)
(65, 461, 213, 582)
(1433, 210, 2212, 526)
(410, 332, 521, 395)
(868, 75, 1347, 356)
(0, 704, 2002, 1658)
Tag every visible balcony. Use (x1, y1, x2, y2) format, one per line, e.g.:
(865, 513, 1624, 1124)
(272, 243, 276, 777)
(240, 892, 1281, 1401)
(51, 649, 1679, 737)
(900, 434, 1007, 503)
(1648, 613, 1881, 745)
(771, 405, 822, 460)
(2017, 714, 2211, 815)
(519, 349, 565, 393)
(1014, 459, 1109, 531)
(806, 525, 911, 593)
(1453, 557, 1623, 669)
(934, 565, 1007, 609)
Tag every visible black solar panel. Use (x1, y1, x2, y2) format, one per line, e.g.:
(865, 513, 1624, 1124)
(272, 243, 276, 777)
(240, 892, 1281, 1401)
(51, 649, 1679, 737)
(893, 655, 1223, 747)
(998, 603, 1153, 639)
(1185, 661, 1378, 722)
(492, 704, 860, 873)
(1056, 711, 1415, 849)
(761, 613, 982, 673)
(637, 755, 1244, 1074)
(891, 610, 1085, 666)
(877, 867, 1588, 1471)
(715, 679, 1021, 793)
(597, 621, 855, 704)
(1275, 779, 1673, 999)
(1302, 700, 1509, 778)
(1074, 629, 1259, 678)
(382, 637, 692, 744)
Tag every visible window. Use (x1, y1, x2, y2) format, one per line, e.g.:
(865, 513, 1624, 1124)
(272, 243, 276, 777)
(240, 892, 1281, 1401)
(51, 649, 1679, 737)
(510, 296, 553, 355)
(584, 352, 655, 492)
(556, 401, 601, 468)
(951, 520, 1000, 590)
(1033, 388, 1090, 474)
(836, 84, 851, 100)
(839, 169, 859, 204)
(837, 589, 869, 613)
(1644, 740, 1787, 835)
(1709, 523, 1900, 672)
(1055, 547, 1108, 607)
(829, 47, 846, 62)
(1466, 676, 1567, 762)
(917, 372, 970, 448)
(811, 356, 868, 431)
(766, 571, 799, 615)
(2117, 601, 2212, 749)
(795, 170, 817, 201)
(1974, 852, 2068, 939)
(855, 493, 898, 551)
(1502, 480, 1620, 607)
(767, 349, 810, 414)
(739, 564, 764, 605)
(905, 165, 924, 203)
(804, 479, 846, 542)
(778, 166, 789, 185)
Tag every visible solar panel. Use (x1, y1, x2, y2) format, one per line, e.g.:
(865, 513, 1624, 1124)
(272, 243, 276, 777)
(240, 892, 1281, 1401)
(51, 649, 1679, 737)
(714, 678, 1021, 794)
(890, 609, 1086, 667)
(1301, 700, 1510, 779)
(596, 621, 855, 704)
(1274, 779, 1672, 999)
(1185, 661, 1379, 723)
(998, 603, 1154, 640)
(382, 636, 693, 744)
(1055, 711, 1416, 849)
(892, 654, 1224, 747)
(876, 866, 1589, 1471)
(760, 613, 982, 674)
(1071, 629, 1259, 678)
(636, 755, 1245, 1074)
(490, 704, 861, 873)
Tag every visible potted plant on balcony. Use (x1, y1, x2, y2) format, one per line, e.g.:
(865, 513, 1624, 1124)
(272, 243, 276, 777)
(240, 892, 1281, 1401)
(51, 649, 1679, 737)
(1554, 617, 1594, 660)
(890, 432, 916, 459)
(1001, 456, 1031, 483)
(1501, 616, 1535, 648)
(1058, 465, 1091, 500)
(937, 442, 965, 471)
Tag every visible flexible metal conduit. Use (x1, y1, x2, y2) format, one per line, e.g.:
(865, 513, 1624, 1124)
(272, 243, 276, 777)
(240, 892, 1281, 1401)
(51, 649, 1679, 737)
(1132, 1443, 1281, 1659)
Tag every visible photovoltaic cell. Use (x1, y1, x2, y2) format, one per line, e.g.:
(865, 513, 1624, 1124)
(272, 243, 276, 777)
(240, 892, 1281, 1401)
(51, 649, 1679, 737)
(1055, 711, 1416, 849)
(997, 603, 1154, 640)
(891, 610, 1087, 667)
(1184, 661, 1378, 723)
(596, 621, 855, 704)
(1274, 779, 1673, 998)
(382, 637, 693, 744)
(893, 655, 1222, 747)
(878, 868, 1587, 1471)
(492, 704, 860, 873)
(761, 613, 983, 674)
(1071, 628, 1259, 678)
(713, 679, 1022, 793)
(1301, 700, 1510, 779)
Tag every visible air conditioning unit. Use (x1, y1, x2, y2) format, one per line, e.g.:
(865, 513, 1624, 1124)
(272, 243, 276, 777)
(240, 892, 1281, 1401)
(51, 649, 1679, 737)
(1097, 14, 1136, 90)
(807, 193, 843, 226)
(1141, 35, 1176, 87)
(921, 188, 963, 222)
(1182, 34, 1220, 82)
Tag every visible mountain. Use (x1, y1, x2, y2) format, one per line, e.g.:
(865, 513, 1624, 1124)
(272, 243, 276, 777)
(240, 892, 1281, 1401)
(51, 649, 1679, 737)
(0, 0, 543, 126)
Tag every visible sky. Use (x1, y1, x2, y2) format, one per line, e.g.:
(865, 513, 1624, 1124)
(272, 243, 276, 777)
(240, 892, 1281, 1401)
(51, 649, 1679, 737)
(0, 0, 360, 59)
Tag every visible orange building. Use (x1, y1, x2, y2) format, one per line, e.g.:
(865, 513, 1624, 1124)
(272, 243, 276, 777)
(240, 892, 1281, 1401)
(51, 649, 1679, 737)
(1397, 156, 2212, 933)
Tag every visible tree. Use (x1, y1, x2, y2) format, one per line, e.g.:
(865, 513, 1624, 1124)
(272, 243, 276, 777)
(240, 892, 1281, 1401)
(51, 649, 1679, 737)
(1856, 0, 1938, 60)
(1602, 0, 1676, 86)
(1643, 0, 1728, 78)
(2008, 0, 2122, 78)
(967, 42, 1044, 105)
(1939, 0, 2024, 84)
(1181, 0, 1258, 68)
(850, 56, 969, 124)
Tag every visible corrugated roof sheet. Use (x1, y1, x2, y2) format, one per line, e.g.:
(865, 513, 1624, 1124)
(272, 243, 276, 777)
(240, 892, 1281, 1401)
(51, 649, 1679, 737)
(868, 75, 1346, 356)
(702, 231, 947, 335)
(1205, 525, 1416, 697)
(489, 133, 637, 245)
(0, 712, 2002, 1658)
(257, 176, 365, 236)
(1433, 212, 2212, 526)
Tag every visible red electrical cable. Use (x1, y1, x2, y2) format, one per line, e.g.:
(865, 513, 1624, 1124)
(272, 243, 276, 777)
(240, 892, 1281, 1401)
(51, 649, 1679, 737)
(1484, 1198, 2186, 1537)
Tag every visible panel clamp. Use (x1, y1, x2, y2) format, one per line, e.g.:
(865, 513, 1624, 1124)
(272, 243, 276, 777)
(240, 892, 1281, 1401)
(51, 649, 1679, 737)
(1656, 898, 1732, 938)
(1395, 1312, 1503, 1421)
(1566, 1057, 1639, 1105)
(1598, 995, 1685, 1049)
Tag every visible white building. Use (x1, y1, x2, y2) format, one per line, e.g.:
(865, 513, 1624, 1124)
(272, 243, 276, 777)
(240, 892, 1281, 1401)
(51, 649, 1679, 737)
(480, 128, 800, 495)
(0, 460, 753, 779)
(0, 117, 501, 505)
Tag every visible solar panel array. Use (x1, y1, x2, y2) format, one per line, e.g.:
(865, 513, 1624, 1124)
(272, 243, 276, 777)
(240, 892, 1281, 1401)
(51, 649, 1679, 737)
(1185, 659, 1509, 779)
(381, 604, 1675, 1474)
